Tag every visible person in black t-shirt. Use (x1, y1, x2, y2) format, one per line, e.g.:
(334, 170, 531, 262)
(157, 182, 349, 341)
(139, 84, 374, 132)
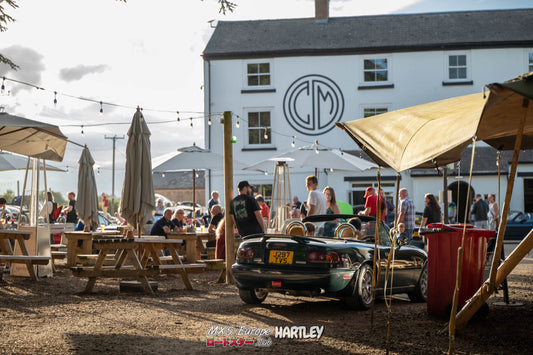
(62, 191, 79, 224)
(230, 181, 265, 237)
(420, 193, 441, 228)
(150, 209, 179, 237)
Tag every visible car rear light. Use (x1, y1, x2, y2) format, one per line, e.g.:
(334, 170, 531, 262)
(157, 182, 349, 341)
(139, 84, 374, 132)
(307, 251, 340, 264)
(237, 246, 254, 259)
(272, 281, 282, 287)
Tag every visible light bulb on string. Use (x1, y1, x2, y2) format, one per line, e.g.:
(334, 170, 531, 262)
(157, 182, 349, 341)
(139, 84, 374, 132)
(1, 77, 6, 94)
(236, 118, 240, 128)
(81, 125, 84, 135)
(176, 111, 180, 122)
(315, 140, 319, 154)
(208, 117, 212, 126)
(162, 173, 165, 178)
(264, 171, 268, 176)
(291, 136, 295, 148)
(264, 128, 268, 140)
(190, 117, 193, 128)
(53, 91, 57, 106)
(99, 101, 103, 115)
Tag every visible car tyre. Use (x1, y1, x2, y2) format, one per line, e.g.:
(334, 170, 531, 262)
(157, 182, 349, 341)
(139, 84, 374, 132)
(345, 264, 374, 310)
(408, 264, 428, 303)
(238, 288, 268, 304)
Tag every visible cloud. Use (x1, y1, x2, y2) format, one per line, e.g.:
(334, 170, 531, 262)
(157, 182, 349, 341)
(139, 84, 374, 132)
(0, 45, 45, 94)
(59, 64, 110, 82)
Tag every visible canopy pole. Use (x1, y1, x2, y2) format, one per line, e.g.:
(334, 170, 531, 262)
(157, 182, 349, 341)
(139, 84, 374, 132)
(454, 98, 530, 331)
(443, 166, 449, 223)
(448, 137, 476, 354)
(17, 157, 31, 230)
(222, 111, 234, 283)
(497, 151, 501, 224)
(370, 168, 382, 328)
(192, 168, 196, 225)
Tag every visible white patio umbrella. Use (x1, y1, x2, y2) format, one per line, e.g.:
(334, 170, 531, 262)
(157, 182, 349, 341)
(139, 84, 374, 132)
(76, 147, 99, 231)
(120, 108, 155, 235)
(152, 143, 246, 217)
(0, 151, 65, 171)
(0, 111, 68, 162)
(245, 143, 377, 173)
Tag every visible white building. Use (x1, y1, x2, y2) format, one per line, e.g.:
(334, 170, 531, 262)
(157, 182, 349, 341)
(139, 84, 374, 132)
(202, 1, 533, 219)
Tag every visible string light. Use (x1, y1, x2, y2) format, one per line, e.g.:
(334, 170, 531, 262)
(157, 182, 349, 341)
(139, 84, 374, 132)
(236, 118, 240, 128)
(1, 77, 5, 94)
(81, 125, 84, 135)
(208, 117, 212, 126)
(177, 111, 180, 122)
(53, 91, 57, 106)
(99, 101, 103, 115)
(315, 139, 319, 154)
(264, 128, 268, 140)
(162, 173, 165, 178)
(291, 136, 295, 147)
(190, 117, 193, 128)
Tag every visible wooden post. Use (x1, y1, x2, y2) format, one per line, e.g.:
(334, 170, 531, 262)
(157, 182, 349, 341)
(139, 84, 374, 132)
(455, 227, 533, 330)
(192, 168, 196, 223)
(453, 98, 530, 330)
(18, 157, 30, 230)
(222, 111, 234, 283)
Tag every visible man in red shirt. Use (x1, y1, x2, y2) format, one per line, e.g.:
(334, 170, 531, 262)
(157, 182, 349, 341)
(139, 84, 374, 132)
(359, 187, 387, 220)
(101, 193, 109, 217)
(255, 195, 270, 220)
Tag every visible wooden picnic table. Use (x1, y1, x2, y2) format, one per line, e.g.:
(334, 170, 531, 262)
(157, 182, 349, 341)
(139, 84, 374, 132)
(63, 230, 122, 267)
(167, 231, 215, 263)
(0, 229, 51, 281)
(70, 236, 205, 294)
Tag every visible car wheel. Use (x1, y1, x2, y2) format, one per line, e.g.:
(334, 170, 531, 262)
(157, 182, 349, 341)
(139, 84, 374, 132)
(238, 288, 268, 304)
(408, 264, 428, 303)
(344, 263, 374, 310)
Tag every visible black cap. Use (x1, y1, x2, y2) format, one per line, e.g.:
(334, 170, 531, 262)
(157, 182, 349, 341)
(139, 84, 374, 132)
(237, 180, 251, 190)
(0, 197, 6, 204)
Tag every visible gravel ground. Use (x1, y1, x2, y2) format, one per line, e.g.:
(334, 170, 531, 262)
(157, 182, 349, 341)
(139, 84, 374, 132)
(0, 247, 532, 355)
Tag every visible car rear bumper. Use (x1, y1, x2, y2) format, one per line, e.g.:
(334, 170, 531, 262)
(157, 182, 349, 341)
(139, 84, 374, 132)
(232, 263, 331, 291)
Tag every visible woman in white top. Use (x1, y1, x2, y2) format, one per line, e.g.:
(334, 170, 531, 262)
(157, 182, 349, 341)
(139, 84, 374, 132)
(39, 191, 55, 222)
(487, 193, 500, 231)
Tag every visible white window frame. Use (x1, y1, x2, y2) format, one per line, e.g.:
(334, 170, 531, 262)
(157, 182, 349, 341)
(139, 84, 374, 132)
(360, 104, 391, 119)
(243, 60, 274, 90)
(243, 107, 274, 148)
(527, 50, 533, 73)
(444, 51, 471, 82)
(360, 55, 392, 86)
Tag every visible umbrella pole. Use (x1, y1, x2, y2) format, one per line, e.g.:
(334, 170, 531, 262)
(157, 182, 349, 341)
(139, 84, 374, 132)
(18, 157, 31, 230)
(192, 168, 196, 226)
(454, 98, 530, 331)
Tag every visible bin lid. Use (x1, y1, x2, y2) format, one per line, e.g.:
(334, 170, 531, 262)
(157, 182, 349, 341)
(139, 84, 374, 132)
(421, 223, 496, 238)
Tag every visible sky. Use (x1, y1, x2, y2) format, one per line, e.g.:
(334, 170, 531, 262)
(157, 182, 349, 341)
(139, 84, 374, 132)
(0, 0, 531, 199)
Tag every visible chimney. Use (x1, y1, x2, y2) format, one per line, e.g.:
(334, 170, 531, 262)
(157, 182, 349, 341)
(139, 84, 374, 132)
(315, 0, 329, 23)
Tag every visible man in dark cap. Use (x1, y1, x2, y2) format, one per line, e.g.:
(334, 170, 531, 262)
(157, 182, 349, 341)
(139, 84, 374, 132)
(230, 181, 265, 237)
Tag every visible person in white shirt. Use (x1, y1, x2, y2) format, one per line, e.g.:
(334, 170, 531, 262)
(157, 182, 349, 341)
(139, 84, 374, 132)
(305, 175, 327, 216)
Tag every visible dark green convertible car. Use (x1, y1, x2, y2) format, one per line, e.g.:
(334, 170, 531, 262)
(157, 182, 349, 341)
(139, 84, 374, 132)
(232, 214, 427, 309)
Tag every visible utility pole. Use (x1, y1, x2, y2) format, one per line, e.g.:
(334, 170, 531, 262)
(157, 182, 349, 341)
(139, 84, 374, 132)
(104, 135, 124, 214)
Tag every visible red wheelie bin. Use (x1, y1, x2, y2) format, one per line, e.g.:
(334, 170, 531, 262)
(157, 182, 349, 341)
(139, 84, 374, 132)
(421, 224, 496, 316)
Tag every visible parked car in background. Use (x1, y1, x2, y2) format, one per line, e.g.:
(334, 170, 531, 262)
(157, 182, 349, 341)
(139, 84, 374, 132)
(232, 214, 428, 309)
(155, 193, 175, 207)
(177, 202, 207, 215)
(504, 211, 533, 240)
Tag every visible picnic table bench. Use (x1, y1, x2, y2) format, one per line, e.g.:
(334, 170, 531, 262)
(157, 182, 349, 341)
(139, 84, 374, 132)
(63, 230, 122, 267)
(0, 229, 51, 281)
(70, 237, 205, 294)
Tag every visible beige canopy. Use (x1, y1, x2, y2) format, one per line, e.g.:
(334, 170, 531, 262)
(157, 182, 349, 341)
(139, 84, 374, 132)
(337, 71, 533, 171)
(0, 112, 67, 162)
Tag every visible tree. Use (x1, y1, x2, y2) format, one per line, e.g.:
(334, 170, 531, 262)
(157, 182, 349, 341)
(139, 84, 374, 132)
(0, 0, 237, 68)
(1, 189, 15, 203)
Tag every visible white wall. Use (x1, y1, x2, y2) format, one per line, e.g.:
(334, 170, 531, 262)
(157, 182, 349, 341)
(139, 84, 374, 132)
(204, 47, 533, 210)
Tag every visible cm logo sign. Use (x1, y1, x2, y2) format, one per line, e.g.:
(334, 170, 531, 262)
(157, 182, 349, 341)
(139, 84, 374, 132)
(283, 74, 344, 136)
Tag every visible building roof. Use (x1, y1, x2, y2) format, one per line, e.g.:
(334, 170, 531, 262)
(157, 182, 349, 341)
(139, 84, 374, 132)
(152, 171, 205, 190)
(203, 8, 533, 60)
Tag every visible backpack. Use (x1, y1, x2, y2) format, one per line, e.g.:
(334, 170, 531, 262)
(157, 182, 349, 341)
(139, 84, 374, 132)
(49, 202, 62, 223)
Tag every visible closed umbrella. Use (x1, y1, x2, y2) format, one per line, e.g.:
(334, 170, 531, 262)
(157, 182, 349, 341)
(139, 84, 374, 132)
(0, 151, 65, 171)
(77, 147, 99, 231)
(120, 108, 155, 235)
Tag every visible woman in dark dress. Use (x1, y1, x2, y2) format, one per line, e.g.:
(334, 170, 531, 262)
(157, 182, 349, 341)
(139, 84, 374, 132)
(420, 193, 441, 228)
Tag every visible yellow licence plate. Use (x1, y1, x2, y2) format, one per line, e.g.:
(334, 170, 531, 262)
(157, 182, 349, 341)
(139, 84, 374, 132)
(269, 250, 294, 265)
